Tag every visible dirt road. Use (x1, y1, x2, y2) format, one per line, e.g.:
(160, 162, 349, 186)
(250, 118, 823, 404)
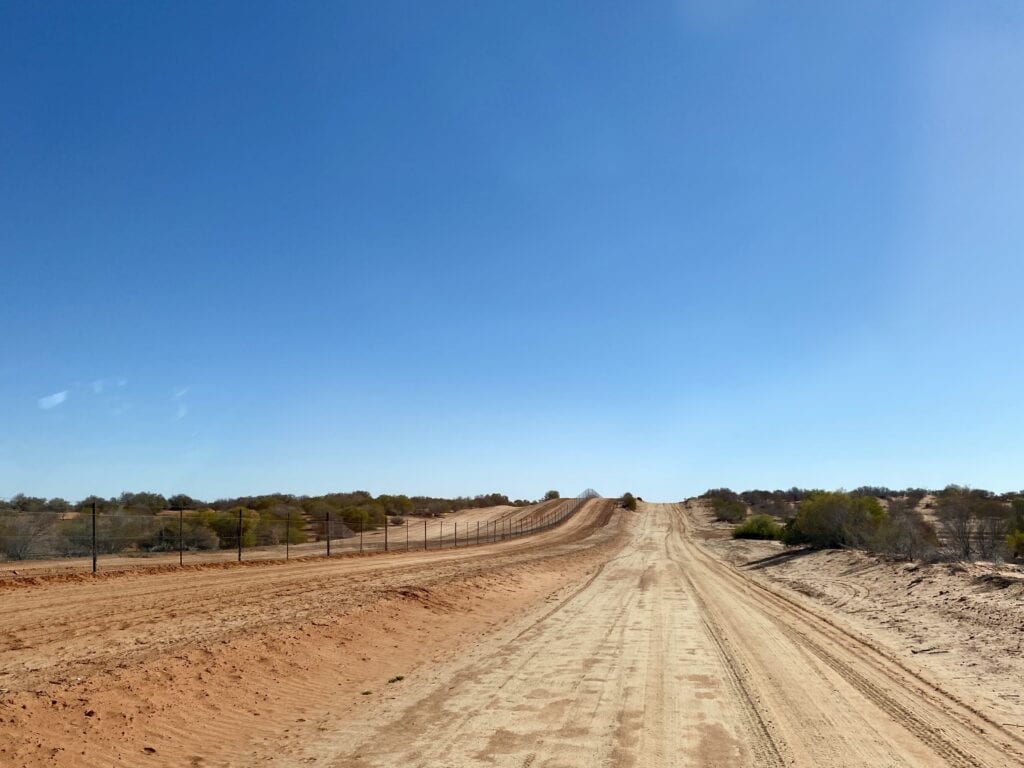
(4, 500, 1022, 767)
(0, 498, 622, 767)
(297, 503, 1024, 767)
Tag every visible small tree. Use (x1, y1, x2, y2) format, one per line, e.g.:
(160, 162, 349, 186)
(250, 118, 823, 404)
(937, 486, 975, 559)
(543, 490, 560, 501)
(621, 492, 637, 511)
(168, 494, 196, 511)
(870, 498, 937, 560)
(0, 510, 58, 560)
(786, 492, 883, 549)
(975, 500, 1009, 560)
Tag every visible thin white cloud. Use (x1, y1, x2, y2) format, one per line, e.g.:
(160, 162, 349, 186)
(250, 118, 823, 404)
(38, 391, 68, 410)
(171, 386, 189, 400)
(175, 403, 188, 420)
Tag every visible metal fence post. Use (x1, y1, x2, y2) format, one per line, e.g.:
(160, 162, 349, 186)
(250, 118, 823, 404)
(406, 519, 409, 550)
(91, 501, 97, 573)
(179, 508, 184, 567)
(285, 511, 290, 560)
(360, 519, 363, 552)
(385, 516, 389, 552)
(476, 520, 480, 545)
(454, 521, 457, 547)
(440, 521, 443, 549)
(326, 510, 331, 557)
(424, 519, 428, 550)
(237, 508, 243, 562)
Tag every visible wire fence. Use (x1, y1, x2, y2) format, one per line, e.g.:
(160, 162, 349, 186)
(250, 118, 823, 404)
(0, 490, 600, 578)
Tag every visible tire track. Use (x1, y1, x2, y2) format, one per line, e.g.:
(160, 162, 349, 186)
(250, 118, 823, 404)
(672, 503, 1024, 767)
(665, 513, 788, 768)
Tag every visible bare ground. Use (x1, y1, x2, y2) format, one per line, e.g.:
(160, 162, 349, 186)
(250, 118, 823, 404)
(3, 500, 1023, 767)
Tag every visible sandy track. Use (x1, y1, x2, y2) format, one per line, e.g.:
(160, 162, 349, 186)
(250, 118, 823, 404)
(0, 499, 621, 767)
(5, 500, 1022, 767)
(293, 503, 1024, 767)
(668, 504, 1024, 767)
(0, 500, 603, 692)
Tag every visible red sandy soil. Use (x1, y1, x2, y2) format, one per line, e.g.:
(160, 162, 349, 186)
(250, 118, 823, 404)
(4, 499, 1023, 767)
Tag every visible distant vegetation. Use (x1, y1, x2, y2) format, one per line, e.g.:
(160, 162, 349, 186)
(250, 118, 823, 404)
(702, 485, 1024, 563)
(620, 492, 637, 511)
(0, 490, 534, 561)
(702, 489, 747, 524)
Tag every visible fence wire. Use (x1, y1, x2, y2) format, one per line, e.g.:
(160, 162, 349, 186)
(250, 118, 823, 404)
(0, 490, 599, 577)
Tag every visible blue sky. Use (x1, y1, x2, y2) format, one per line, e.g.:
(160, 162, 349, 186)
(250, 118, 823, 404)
(2, 2, 1023, 502)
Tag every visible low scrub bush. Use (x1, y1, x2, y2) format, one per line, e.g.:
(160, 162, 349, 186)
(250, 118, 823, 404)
(711, 498, 747, 524)
(1007, 531, 1024, 560)
(732, 515, 782, 540)
(701, 488, 747, 523)
(784, 491, 884, 549)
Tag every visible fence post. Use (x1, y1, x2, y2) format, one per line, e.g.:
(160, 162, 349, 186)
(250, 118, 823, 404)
(237, 508, 243, 562)
(424, 519, 428, 550)
(406, 520, 409, 550)
(360, 519, 363, 553)
(179, 508, 184, 567)
(440, 521, 443, 549)
(454, 521, 457, 547)
(476, 520, 480, 545)
(285, 511, 290, 560)
(326, 510, 331, 557)
(385, 516, 389, 552)
(91, 501, 97, 574)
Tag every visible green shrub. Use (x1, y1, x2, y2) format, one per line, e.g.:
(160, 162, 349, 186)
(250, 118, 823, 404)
(780, 517, 808, 545)
(195, 507, 259, 549)
(1007, 530, 1024, 559)
(621, 493, 637, 511)
(733, 515, 782, 540)
(139, 518, 220, 551)
(711, 498, 747, 524)
(787, 492, 884, 549)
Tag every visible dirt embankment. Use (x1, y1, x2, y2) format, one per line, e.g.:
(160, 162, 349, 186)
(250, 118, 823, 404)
(0, 499, 624, 768)
(689, 500, 1024, 742)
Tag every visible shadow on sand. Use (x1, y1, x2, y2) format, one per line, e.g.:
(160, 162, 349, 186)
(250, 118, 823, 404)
(741, 547, 816, 571)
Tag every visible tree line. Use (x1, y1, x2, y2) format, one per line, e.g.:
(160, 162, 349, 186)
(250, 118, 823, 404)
(0, 489, 538, 561)
(701, 486, 1024, 562)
